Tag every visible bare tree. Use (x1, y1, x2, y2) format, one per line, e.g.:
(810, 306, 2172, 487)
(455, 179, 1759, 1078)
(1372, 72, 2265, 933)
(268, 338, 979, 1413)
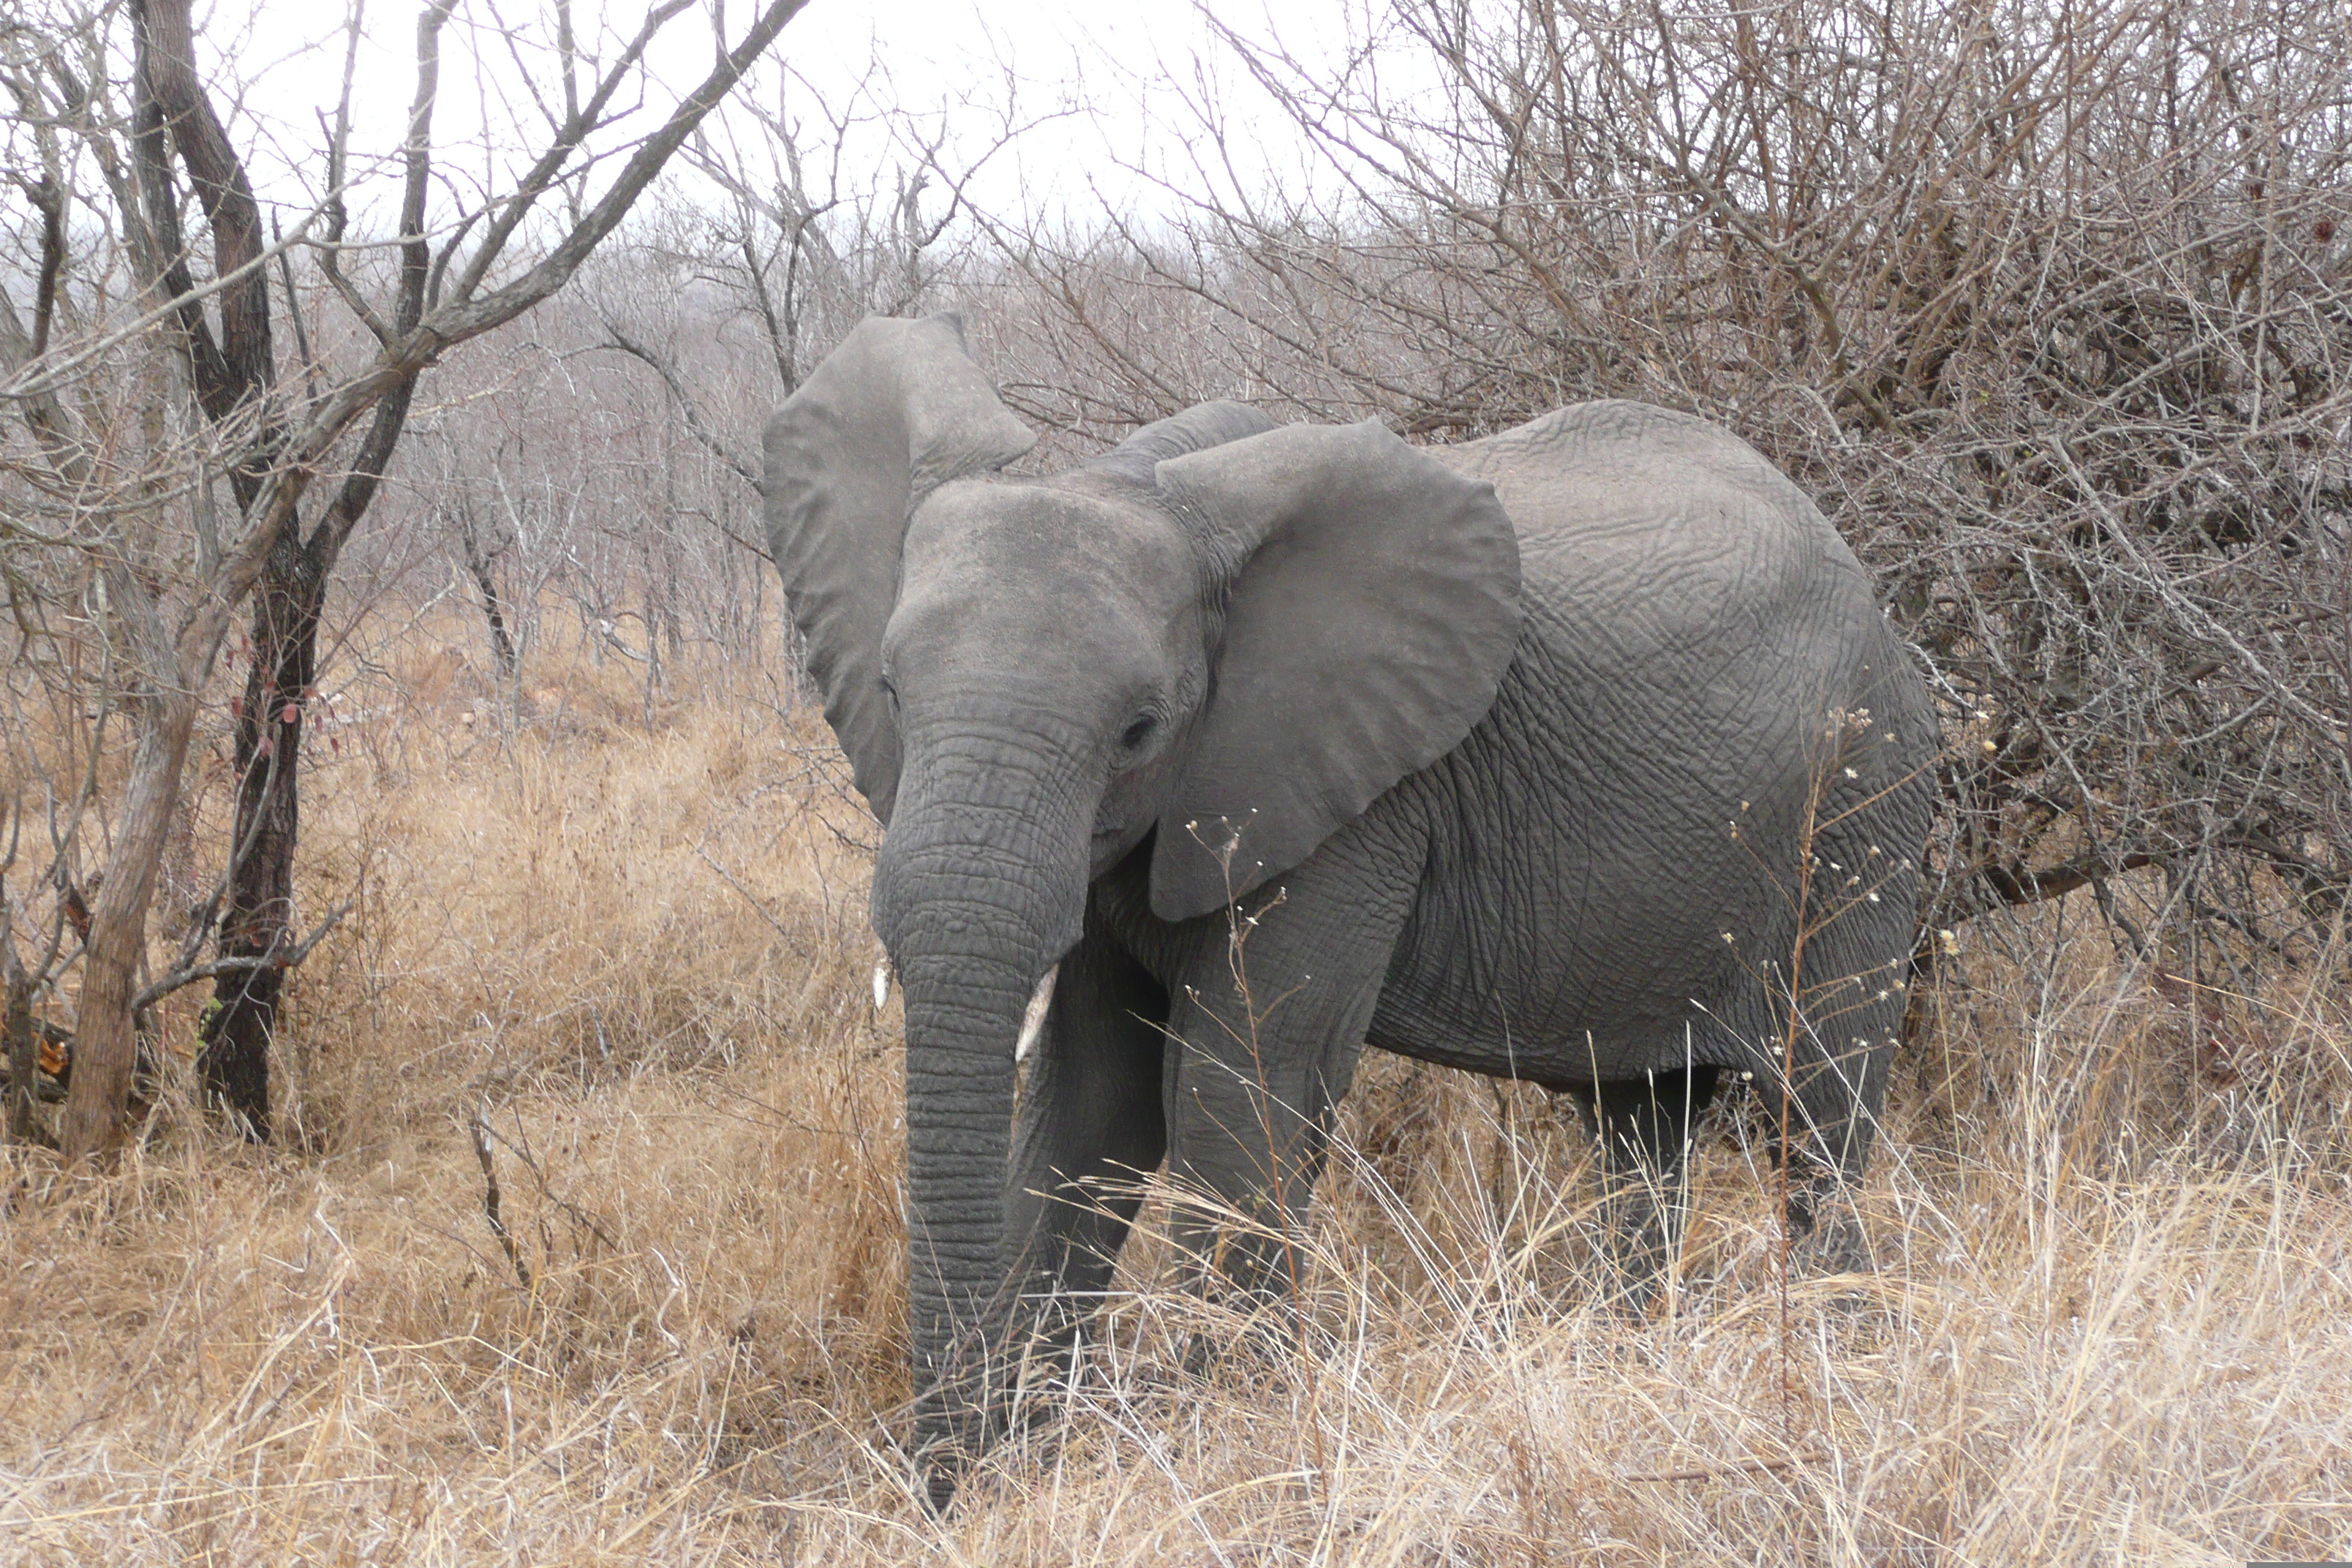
(584, 49, 1062, 507)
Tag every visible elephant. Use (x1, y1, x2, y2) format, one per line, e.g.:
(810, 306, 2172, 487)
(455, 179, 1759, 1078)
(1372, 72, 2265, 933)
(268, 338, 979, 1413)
(761, 312, 1937, 1507)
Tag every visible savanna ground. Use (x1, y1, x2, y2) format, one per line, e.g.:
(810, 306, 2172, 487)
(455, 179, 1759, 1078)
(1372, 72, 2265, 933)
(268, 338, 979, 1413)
(4, 611, 2349, 1565)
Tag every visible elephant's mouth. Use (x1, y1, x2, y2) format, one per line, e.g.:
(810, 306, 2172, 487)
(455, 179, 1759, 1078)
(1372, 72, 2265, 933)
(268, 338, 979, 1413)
(1089, 820, 1151, 877)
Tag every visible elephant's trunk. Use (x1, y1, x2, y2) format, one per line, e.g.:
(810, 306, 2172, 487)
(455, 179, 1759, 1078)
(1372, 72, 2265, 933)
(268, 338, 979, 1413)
(868, 719, 1091, 1502)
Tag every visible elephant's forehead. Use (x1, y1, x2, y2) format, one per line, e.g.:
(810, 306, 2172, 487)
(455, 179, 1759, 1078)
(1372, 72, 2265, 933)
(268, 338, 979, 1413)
(905, 480, 1188, 599)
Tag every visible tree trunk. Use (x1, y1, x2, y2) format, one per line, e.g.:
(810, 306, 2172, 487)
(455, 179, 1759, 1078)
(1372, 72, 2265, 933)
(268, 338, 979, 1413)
(4, 935, 38, 1143)
(62, 687, 198, 1161)
(195, 373, 422, 1142)
(458, 510, 519, 676)
(197, 536, 325, 1140)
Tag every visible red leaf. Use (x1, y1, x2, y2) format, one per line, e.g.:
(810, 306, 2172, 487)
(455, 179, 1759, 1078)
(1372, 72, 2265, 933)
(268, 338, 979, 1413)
(280, 702, 300, 725)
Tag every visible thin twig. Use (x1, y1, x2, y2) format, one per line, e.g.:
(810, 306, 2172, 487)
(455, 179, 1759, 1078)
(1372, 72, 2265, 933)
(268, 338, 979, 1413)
(1621, 1444, 1827, 1485)
(132, 902, 351, 1013)
(470, 1101, 533, 1289)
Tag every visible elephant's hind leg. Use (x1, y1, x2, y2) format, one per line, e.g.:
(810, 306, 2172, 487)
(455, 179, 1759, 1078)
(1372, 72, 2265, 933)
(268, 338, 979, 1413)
(1565, 1065, 1723, 1310)
(1759, 1029, 1888, 1276)
(1753, 900, 1909, 1275)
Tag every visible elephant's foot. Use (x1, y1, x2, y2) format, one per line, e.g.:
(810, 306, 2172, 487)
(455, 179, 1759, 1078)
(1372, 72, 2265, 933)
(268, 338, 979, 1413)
(1782, 1184, 1874, 1277)
(1597, 1189, 1689, 1318)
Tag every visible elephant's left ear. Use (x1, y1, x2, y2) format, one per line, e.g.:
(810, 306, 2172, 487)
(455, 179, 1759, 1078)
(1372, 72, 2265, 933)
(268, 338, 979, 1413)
(1149, 421, 1521, 921)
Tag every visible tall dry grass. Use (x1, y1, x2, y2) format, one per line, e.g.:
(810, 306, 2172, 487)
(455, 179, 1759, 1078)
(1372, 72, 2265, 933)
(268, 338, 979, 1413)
(3, 612, 2348, 1564)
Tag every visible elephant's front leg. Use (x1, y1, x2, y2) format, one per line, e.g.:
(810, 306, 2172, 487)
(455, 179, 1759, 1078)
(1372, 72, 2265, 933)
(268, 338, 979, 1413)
(1000, 912, 1170, 1401)
(1158, 844, 1420, 1328)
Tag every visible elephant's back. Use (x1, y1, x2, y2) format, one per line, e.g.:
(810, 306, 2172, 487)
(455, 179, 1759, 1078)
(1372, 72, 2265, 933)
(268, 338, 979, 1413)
(1433, 400, 1902, 737)
(1434, 401, 1865, 633)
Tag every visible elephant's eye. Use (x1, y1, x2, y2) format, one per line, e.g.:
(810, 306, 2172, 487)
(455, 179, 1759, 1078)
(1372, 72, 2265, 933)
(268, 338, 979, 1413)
(1120, 712, 1157, 750)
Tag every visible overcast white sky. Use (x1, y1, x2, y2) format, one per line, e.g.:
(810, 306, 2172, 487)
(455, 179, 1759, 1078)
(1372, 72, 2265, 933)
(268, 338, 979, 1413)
(213, 0, 1369, 242)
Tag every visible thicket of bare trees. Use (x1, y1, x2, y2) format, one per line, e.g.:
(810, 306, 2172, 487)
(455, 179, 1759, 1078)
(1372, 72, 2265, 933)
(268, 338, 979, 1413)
(366, 59, 1039, 682)
(1, 0, 805, 1157)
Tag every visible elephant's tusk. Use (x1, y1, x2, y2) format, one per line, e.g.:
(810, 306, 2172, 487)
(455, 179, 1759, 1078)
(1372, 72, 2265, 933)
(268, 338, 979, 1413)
(872, 958, 892, 1011)
(1014, 963, 1059, 1064)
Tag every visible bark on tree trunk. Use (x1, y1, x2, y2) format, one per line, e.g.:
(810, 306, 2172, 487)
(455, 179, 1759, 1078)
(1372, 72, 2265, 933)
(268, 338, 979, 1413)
(4, 936, 37, 1143)
(459, 514, 519, 677)
(197, 537, 326, 1140)
(62, 687, 198, 1160)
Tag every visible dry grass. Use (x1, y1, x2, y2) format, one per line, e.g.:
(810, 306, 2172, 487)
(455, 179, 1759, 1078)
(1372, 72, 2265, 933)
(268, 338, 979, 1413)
(4, 615, 2349, 1564)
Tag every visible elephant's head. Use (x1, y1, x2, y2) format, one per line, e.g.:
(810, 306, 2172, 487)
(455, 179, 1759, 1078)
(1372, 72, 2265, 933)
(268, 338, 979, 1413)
(763, 313, 1519, 1486)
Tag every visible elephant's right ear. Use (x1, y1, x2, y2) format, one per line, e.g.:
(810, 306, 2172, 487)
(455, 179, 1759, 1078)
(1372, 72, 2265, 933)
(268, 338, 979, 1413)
(764, 314, 1036, 822)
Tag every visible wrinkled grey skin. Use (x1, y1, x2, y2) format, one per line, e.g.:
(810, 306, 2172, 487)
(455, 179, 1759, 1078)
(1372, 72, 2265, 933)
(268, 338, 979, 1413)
(763, 314, 1937, 1507)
